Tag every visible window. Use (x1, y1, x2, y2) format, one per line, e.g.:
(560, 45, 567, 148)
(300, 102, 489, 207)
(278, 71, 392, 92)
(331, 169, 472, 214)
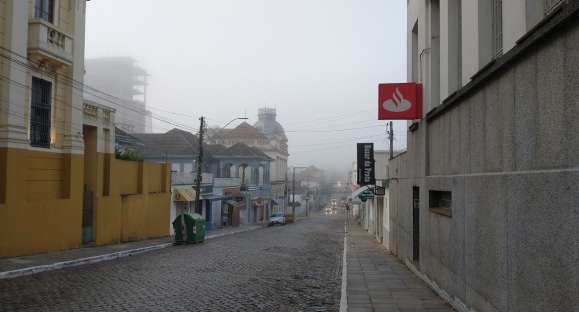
(492, 0, 503, 58)
(34, 0, 55, 23)
(446, 0, 462, 93)
(30, 77, 52, 148)
(183, 163, 193, 174)
(411, 22, 419, 83)
(430, 0, 441, 107)
(429, 190, 452, 217)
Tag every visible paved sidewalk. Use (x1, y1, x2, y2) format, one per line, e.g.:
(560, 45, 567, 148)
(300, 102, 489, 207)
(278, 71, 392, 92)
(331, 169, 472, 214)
(0, 224, 263, 279)
(346, 222, 453, 312)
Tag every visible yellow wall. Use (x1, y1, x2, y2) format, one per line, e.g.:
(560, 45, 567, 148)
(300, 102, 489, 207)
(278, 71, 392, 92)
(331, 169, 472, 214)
(93, 156, 171, 246)
(0, 147, 171, 258)
(0, 148, 83, 257)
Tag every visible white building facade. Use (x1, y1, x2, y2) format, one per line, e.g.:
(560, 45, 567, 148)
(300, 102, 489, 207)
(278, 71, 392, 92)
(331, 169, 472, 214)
(388, 1, 579, 311)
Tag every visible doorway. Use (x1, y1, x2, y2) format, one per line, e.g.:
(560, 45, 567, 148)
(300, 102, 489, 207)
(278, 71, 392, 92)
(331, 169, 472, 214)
(82, 125, 98, 244)
(412, 186, 420, 262)
(376, 197, 383, 242)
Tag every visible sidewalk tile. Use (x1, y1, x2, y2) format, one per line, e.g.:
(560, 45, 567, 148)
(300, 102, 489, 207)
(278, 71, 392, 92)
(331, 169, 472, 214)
(346, 218, 453, 312)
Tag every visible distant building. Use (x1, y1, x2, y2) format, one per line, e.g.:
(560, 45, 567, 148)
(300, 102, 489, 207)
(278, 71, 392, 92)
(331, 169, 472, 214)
(296, 166, 323, 190)
(207, 108, 289, 212)
(132, 128, 274, 229)
(84, 57, 151, 133)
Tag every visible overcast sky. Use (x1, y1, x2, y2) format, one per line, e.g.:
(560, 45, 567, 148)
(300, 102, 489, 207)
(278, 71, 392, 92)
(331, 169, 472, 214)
(85, 0, 407, 172)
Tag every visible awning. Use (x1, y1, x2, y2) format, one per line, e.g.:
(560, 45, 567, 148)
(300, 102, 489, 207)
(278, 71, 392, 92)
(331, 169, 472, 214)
(202, 194, 225, 201)
(173, 186, 196, 202)
(225, 200, 242, 208)
(350, 185, 373, 200)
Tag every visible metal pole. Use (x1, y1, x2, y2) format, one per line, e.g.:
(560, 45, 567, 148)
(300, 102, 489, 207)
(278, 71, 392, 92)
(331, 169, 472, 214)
(292, 167, 296, 217)
(284, 170, 288, 215)
(195, 117, 205, 215)
(389, 121, 394, 160)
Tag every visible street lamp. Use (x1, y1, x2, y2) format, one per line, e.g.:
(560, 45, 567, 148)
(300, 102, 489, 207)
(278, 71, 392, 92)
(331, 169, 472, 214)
(194, 116, 248, 216)
(222, 117, 248, 129)
(291, 166, 308, 218)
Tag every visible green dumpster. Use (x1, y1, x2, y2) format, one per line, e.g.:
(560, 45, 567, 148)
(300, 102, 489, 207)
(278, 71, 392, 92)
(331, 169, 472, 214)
(172, 213, 206, 244)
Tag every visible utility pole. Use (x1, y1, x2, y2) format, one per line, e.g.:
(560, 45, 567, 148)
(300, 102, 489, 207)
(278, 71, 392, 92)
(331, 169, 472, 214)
(305, 191, 310, 217)
(388, 121, 394, 160)
(284, 170, 288, 215)
(194, 116, 205, 215)
(292, 167, 296, 217)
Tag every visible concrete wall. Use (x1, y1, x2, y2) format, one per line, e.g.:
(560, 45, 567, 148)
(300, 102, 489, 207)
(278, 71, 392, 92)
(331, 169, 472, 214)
(389, 10, 579, 312)
(93, 158, 171, 246)
(0, 149, 83, 257)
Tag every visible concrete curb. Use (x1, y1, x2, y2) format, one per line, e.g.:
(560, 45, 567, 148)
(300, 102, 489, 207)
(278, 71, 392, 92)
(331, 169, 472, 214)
(0, 225, 263, 280)
(339, 214, 349, 312)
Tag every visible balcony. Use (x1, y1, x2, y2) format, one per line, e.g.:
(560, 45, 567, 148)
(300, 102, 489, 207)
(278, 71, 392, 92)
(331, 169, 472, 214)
(28, 20, 74, 66)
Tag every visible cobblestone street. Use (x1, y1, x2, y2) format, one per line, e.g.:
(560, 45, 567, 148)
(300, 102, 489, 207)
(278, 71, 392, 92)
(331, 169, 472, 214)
(0, 215, 344, 312)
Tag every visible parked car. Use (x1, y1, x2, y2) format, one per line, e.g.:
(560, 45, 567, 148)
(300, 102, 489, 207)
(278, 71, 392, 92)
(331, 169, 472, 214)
(269, 212, 286, 226)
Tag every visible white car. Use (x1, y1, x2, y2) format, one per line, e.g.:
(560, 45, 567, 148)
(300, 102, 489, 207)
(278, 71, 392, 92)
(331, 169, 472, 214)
(268, 213, 286, 226)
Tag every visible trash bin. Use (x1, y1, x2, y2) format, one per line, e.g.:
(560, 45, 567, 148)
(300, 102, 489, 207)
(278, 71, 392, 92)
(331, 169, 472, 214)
(172, 213, 206, 244)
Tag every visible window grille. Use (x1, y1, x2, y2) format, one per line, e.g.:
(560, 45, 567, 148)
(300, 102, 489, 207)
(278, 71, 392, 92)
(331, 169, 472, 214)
(544, 0, 565, 15)
(492, 0, 503, 58)
(30, 77, 52, 148)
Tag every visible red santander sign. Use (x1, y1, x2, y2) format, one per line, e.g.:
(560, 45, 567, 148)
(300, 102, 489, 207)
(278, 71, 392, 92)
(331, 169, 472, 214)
(378, 83, 423, 120)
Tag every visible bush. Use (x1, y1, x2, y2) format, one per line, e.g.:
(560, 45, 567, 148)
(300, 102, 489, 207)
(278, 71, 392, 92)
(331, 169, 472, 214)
(115, 145, 144, 161)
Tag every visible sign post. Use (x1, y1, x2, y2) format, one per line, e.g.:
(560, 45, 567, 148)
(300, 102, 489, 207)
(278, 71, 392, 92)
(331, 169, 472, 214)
(357, 143, 375, 186)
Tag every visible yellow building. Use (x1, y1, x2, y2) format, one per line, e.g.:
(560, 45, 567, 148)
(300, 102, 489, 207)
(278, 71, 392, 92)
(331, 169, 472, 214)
(0, 0, 171, 258)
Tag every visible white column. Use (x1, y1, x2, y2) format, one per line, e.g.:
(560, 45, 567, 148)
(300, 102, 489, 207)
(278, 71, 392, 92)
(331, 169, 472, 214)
(62, 0, 86, 154)
(0, 0, 30, 149)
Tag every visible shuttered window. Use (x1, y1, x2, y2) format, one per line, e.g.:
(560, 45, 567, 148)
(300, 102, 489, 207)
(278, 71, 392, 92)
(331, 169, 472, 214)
(30, 77, 52, 148)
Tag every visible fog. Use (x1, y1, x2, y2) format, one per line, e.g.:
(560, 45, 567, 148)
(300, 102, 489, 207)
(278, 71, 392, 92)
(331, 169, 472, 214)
(85, 0, 407, 172)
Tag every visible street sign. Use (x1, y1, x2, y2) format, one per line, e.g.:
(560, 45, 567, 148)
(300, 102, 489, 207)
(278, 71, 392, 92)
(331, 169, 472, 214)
(378, 83, 423, 120)
(358, 190, 374, 202)
(357, 143, 375, 186)
(374, 186, 385, 196)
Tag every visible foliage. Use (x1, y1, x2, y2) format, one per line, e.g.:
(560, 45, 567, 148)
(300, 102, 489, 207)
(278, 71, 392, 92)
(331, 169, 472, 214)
(288, 201, 301, 208)
(115, 145, 144, 161)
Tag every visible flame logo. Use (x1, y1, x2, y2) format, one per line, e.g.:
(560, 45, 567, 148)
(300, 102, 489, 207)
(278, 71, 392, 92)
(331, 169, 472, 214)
(382, 88, 411, 112)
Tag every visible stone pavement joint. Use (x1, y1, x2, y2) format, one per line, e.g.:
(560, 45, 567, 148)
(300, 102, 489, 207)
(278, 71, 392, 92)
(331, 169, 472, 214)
(0, 215, 343, 311)
(0, 224, 263, 280)
(346, 219, 454, 312)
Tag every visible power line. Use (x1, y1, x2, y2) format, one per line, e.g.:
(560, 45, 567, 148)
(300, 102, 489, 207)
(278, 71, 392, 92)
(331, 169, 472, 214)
(285, 125, 383, 133)
(0, 50, 203, 134)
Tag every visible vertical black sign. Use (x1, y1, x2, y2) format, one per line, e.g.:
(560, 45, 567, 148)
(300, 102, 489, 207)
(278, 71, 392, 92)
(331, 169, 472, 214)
(357, 143, 375, 186)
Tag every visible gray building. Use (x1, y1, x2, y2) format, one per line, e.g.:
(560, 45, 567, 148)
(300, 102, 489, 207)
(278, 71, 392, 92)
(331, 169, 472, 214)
(387, 2, 578, 312)
(84, 57, 152, 133)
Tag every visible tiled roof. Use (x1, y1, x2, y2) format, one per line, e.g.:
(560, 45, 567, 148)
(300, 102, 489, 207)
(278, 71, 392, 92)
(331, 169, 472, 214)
(210, 142, 272, 160)
(115, 127, 144, 147)
(131, 130, 198, 159)
(131, 128, 269, 161)
(221, 122, 268, 140)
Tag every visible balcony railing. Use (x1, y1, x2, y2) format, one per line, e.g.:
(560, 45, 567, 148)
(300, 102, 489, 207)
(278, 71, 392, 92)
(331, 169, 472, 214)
(28, 20, 73, 66)
(171, 172, 213, 186)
